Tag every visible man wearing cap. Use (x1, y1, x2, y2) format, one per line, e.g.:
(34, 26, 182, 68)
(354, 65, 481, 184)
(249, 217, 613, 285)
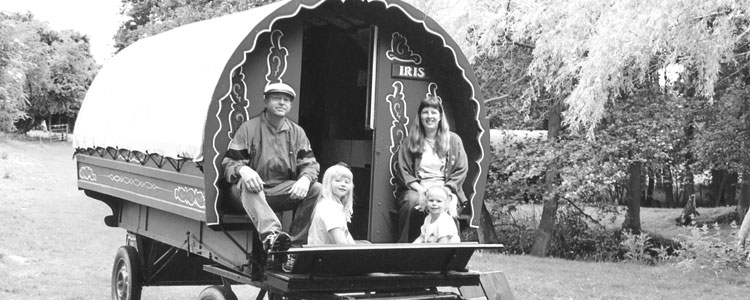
(222, 82, 320, 263)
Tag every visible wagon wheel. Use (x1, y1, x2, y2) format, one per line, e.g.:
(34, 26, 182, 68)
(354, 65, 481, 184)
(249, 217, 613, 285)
(111, 246, 143, 300)
(197, 285, 239, 300)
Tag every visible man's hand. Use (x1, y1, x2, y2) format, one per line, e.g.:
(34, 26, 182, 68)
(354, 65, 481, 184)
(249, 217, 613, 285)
(239, 166, 264, 193)
(290, 176, 311, 200)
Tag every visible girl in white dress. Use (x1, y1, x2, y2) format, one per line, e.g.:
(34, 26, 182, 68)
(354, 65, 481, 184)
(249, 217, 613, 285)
(307, 163, 356, 245)
(412, 186, 461, 243)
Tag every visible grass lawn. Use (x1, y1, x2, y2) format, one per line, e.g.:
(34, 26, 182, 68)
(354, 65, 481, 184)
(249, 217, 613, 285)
(469, 252, 748, 300)
(640, 206, 739, 242)
(477, 202, 748, 299)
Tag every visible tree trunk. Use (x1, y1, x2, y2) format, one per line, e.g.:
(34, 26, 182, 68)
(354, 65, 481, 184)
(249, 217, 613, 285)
(709, 169, 726, 207)
(531, 169, 559, 256)
(682, 171, 694, 207)
(724, 172, 738, 206)
(646, 168, 655, 207)
(530, 99, 562, 257)
(655, 168, 663, 190)
(663, 166, 675, 207)
(738, 182, 750, 224)
(477, 202, 499, 244)
(679, 194, 700, 225)
(681, 124, 695, 207)
(622, 161, 642, 233)
(739, 208, 750, 248)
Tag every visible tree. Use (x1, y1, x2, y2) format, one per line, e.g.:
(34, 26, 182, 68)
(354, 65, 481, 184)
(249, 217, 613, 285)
(409, 0, 750, 254)
(411, 0, 749, 132)
(0, 12, 98, 132)
(43, 31, 98, 124)
(114, 0, 276, 51)
(0, 12, 37, 131)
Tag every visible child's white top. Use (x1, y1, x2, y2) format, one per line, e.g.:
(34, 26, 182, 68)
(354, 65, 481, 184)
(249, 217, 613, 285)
(417, 212, 461, 243)
(307, 197, 355, 245)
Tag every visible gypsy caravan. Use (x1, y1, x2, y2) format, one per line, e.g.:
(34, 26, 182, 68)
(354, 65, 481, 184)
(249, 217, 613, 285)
(74, 0, 503, 299)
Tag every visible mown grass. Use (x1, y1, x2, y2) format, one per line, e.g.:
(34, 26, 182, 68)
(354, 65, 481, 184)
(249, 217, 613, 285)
(496, 203, 739, 243)
(468, 252, 748, 300)
(476, 203, 747, 299)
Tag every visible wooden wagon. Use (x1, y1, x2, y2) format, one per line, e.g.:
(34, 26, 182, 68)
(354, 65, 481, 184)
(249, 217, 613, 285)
(73, 0, 506, 299)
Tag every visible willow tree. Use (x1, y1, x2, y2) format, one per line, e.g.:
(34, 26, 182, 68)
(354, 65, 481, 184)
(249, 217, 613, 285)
(0, 13, 32, 131)
(409, 0, 750, 255)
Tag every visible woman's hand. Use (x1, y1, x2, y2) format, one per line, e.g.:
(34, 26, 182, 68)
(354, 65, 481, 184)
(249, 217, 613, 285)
(290, 176, 311, 199)
(409, 182, 427, 194)
(458, 200, 470, 215)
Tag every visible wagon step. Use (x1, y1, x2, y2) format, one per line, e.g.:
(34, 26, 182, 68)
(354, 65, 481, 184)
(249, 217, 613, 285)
(270, 243, 504, 275)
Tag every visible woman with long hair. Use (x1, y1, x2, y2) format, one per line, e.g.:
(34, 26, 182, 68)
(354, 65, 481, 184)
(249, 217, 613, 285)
(395, 95, 468, 243)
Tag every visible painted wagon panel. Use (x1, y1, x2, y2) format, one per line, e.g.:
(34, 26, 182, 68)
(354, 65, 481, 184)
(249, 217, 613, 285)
(77, 155, 205, 221)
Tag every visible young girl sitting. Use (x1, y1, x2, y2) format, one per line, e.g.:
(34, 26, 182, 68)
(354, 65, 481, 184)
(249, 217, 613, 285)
(307, 163, 356, 245)
(412, 186, 461, 243)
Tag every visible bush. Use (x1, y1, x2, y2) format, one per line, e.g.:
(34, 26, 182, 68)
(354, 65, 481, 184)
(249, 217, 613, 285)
(621, 231, 655, 264)
(491, 204, 537, 254)
(490, 204, 626, 261)
(677, 223, 749, 271)
(549, 207, 624, 262)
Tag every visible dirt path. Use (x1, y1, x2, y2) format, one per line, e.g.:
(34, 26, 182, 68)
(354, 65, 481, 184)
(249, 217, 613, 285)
(0, 138, 257, 299)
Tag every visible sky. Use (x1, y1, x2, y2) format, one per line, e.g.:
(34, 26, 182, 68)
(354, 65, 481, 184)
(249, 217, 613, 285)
(0, 0, 125, 64)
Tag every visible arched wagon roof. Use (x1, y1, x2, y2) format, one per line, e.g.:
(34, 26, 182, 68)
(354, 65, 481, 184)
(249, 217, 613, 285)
(74, 1, 289, 159)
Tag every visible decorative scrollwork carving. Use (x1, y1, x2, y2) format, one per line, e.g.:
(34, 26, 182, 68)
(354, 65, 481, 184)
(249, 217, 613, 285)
(174, 186, 206, 209)
(79, 166, 97, 182)
(228, 67, 249, 140)
(386, 81, 409, 195)
(104, 174, 170, 192)
(265, 30, 289, 84)
(426, 82, 441, 102)
(386, 32, 422, 65)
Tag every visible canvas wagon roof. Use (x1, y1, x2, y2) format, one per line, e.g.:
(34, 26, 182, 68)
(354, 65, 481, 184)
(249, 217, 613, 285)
(73, 1, 290, 160)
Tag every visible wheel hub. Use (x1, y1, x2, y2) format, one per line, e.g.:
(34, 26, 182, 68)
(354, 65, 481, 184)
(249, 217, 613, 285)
(115, 261, 130, 299)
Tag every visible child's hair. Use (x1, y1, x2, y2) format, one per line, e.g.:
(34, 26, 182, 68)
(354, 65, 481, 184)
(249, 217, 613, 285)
(320, 163, 354, 222)
(419, 185, 452, 214)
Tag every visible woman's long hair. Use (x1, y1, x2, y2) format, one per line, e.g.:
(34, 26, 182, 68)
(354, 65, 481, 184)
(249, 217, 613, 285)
(405, 95, 451, 156)
(320, 163, 354, 222)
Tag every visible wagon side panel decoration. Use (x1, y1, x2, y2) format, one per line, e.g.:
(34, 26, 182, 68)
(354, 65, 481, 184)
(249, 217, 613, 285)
(76, 155, 206, 221)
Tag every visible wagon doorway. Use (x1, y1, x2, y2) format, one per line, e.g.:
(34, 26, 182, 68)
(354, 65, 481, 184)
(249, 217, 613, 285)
(298, 22, 373, 240)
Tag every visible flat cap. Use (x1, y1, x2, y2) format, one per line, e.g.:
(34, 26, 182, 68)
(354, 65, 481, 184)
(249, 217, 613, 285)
(263, 82, 296, 99)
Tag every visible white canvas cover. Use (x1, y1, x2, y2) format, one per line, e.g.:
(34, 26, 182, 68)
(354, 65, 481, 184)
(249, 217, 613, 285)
(73, 1, 289, 160)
